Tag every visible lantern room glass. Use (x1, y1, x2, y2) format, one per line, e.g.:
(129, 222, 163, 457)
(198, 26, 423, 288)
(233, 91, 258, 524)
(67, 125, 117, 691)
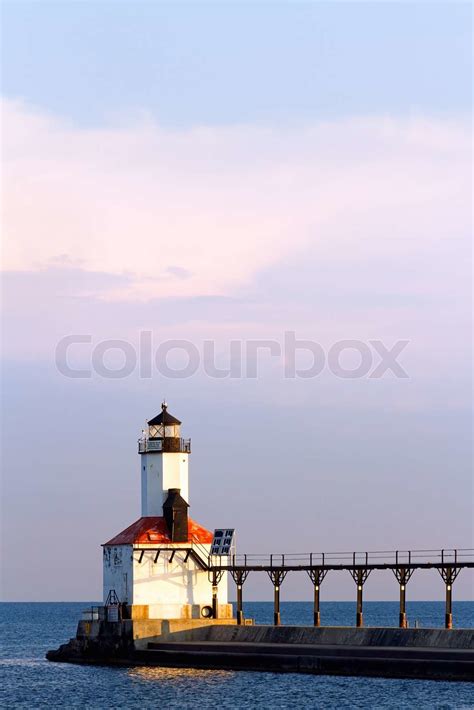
(149, 423, 181, 439)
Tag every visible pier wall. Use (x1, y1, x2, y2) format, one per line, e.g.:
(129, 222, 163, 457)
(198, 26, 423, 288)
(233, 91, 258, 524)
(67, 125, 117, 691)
(148, 624, 474, 649)
(47, 621, 474, 681)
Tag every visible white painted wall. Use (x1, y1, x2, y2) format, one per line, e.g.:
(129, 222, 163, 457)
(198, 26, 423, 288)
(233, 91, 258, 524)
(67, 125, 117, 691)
(134, 548, 228, 618)
(103, 545, 133, 603)
(140, 451, 189, 515)
(103, 542, 228, 618)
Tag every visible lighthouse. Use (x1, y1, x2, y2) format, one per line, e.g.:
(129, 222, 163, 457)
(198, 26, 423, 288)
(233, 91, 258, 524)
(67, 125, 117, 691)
(102, 403, 231, 620)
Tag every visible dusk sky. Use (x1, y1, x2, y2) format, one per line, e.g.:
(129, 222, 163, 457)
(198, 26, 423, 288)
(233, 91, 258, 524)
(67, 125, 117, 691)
(1, 2, 472, 603)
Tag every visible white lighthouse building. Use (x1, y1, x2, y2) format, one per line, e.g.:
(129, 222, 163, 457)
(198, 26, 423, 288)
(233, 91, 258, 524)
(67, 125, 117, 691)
(103, 403, 231, 620)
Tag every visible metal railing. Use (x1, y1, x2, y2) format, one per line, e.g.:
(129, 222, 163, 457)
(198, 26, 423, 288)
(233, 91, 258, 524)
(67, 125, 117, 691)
(138, 437, 191, 454)
(81, 606, 105, 621)
(211, 548, 474, 570)
(189, 535, 212, 567)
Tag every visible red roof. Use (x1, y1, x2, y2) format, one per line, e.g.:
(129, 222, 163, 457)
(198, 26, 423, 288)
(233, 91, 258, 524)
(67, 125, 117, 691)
(104, 517, 213, 546)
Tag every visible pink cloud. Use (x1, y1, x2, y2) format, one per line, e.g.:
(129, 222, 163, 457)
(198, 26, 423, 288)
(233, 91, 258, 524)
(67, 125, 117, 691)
(2, 98, 470, 302)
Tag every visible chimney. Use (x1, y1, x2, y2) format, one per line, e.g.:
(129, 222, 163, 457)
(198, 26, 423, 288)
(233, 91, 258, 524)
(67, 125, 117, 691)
(163, 488, 189, 542)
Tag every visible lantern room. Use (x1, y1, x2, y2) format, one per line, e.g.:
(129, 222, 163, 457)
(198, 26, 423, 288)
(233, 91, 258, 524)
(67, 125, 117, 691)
(148, 402, 181, 439)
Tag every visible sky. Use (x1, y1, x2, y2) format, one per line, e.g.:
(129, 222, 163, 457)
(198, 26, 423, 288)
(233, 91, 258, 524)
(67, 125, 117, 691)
(1, 1, 472, 604)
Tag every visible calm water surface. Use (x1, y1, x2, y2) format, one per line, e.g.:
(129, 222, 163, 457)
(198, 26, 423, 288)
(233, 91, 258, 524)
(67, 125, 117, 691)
(1, 602, 473, 708)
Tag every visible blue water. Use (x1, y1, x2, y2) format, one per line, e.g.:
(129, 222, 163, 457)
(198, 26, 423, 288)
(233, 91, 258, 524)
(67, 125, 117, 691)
(1, 602, 473, 708)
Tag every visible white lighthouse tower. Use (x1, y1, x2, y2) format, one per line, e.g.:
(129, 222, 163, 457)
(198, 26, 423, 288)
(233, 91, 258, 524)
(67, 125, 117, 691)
(139, 403, 189, 514)
(102, 403, 231, 621)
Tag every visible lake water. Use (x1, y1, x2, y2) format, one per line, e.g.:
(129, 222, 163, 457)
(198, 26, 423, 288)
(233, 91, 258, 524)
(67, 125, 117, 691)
(1, 602, 473, 708)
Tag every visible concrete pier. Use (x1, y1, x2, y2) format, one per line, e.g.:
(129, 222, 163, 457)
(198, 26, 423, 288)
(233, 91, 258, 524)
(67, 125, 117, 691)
(47, 619, 474, 682)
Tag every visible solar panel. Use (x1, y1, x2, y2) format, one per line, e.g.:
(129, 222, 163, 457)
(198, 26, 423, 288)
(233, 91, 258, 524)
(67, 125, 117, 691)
(211, 528, 235, 555)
